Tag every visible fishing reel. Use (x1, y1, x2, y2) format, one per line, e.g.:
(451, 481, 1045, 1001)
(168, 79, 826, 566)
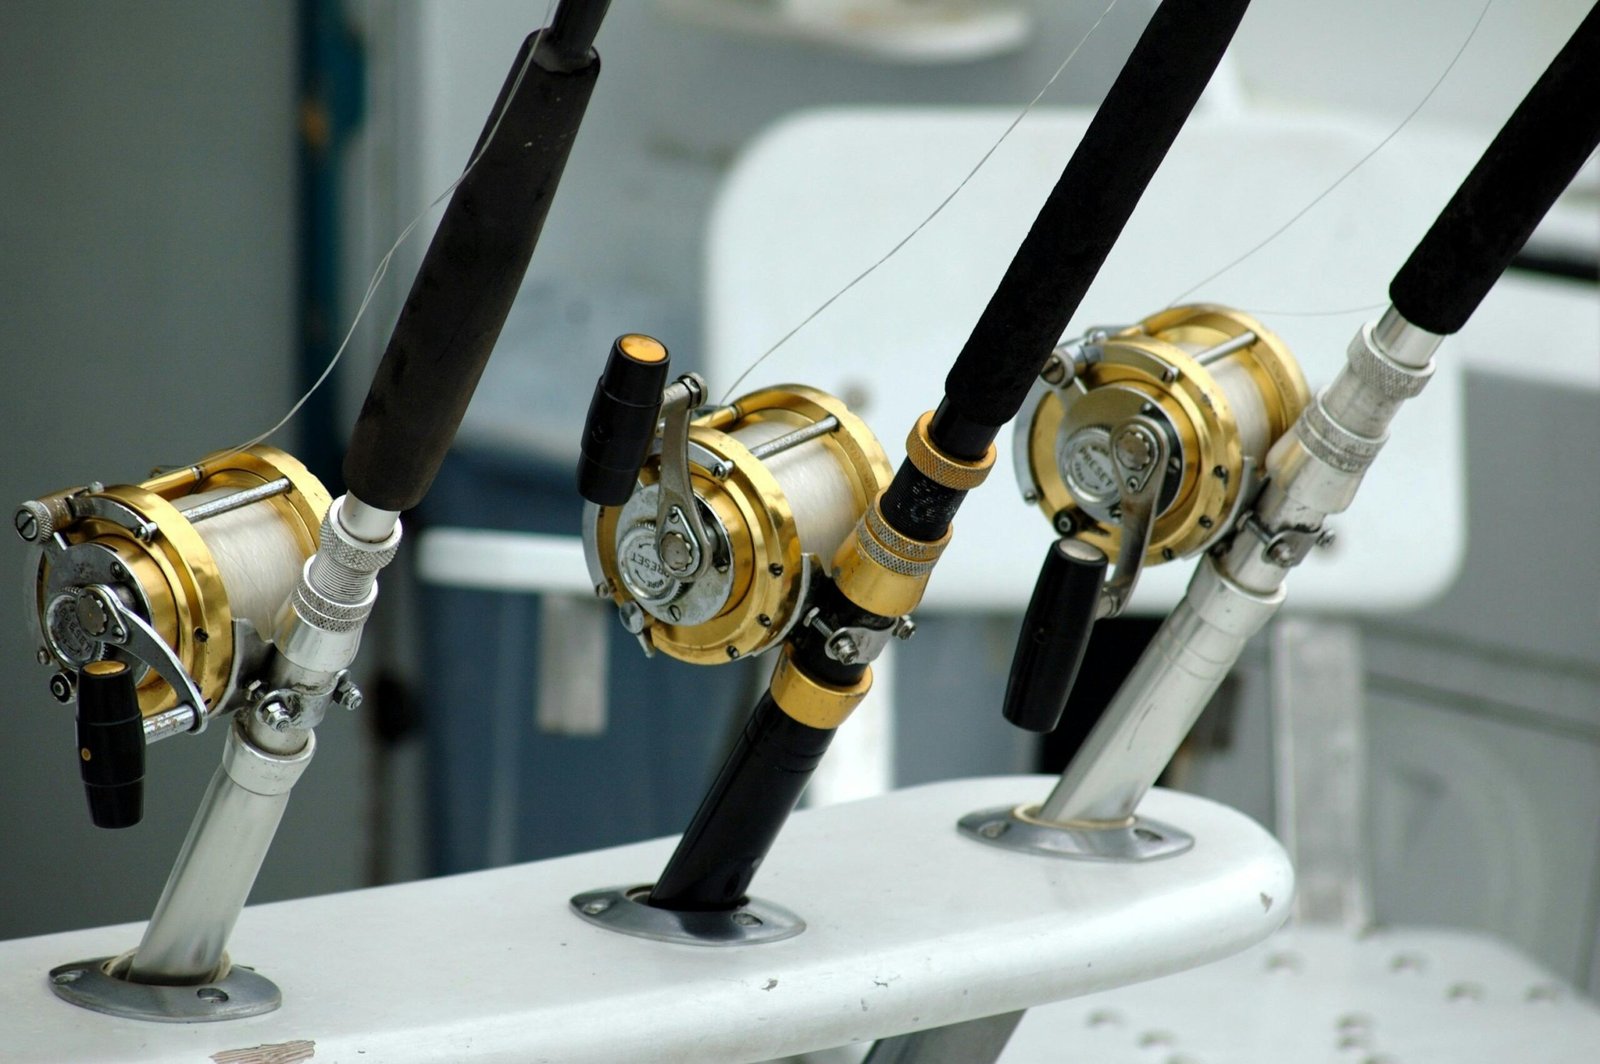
(579, 335, 893, 666)
(15, 446, 334, 826)
(1003, 304, 1309, 732)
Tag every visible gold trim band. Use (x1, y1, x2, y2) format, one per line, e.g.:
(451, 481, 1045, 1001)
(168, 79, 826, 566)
(831, 497, 951, 617)
(905, 411, 996, 491)
(769, 645, 872, 730)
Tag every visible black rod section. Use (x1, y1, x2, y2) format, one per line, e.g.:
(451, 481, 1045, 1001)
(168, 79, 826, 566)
(929, 0, 1253, 461)
(342, 15, 606, 512)
(1390, 2, 1600, 336)
(543, 0, 612, 70)
(648, 694, 834, 911)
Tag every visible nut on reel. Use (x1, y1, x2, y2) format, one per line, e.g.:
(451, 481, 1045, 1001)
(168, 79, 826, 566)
(17, 446, 330, 824)
(580, 335, 892, 665)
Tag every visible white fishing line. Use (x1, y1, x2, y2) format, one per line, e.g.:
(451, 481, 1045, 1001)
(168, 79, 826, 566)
(1166, 0, 1494, 309)
(717, 0, 1123, 404)
(184, 488, 306, 637)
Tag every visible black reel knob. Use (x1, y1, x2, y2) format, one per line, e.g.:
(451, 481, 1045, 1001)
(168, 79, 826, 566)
(577, 333, 671, 505)
(76, 660, 145, 829)
(1002, 538, 1107, 734)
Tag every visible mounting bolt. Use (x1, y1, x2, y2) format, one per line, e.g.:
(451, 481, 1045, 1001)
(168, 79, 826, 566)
(828, 632, 861, 665)
(893, 616, 916, 641)
(581, 899, 611, 916)
(333, 676, 363, 712)
(1268, 540, 1298, 565)
(258, 699, 295, 733)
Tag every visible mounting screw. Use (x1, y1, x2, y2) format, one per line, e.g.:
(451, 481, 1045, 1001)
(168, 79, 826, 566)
(726, 646, 741, 660)
(35, 647, 51, 665)
(1053, 511, 1075, 535)
(757, 614, 772, 628)
(1197, 515, 1214, 530)
(1040, 352, 1071, 386)
(893, 616, 916, 641)
(1268, 540, 1298, 565)
(980, 821, 1007, 839)
(593, 580, 613, 599)
(767, 563, 784, 577)
(1317, 529, 1337, 549)
(581, 899, 611, 916)
(667, 604, 682, 622)
(1021, 490, 1039, 504)
(732, 911, 762, 928)
(109, 561, 127, 580)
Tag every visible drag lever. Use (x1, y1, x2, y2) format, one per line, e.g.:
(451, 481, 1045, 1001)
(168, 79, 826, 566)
(75, 659, 145, 829)
(1002, 415, 1169, 734)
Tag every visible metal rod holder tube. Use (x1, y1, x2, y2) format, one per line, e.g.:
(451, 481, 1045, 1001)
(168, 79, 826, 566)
(1037, 556, 1283, 824)
(128, 718, 314, 985)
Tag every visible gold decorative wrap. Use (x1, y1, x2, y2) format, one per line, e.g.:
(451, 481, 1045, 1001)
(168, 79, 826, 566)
(768, 643, 873, 730)
(905, 410, 996, 491)
(830, 497, 951, 618)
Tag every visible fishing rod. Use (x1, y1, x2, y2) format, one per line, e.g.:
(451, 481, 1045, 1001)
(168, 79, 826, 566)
(572, 0, 1255, 937)
(965, 0, 1600, 859)
(21, 0, 611, 1021)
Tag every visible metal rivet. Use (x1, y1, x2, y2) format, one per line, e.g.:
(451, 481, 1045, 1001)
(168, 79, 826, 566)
(726, 646, 740, 659)
(980, 821, 1007, 839)
(768, 563, 784, 577)
(757, 614, 772, 628)
(51, 970, 83, 986)
(1197, 516, 1214, 529)
(732, 912, 761, 927)
(582, 899, 611, 915)
(35, 647, 51, 665)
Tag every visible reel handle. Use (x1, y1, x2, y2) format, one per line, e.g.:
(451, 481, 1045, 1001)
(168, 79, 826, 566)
(577, 334, 671, 505)
(1003, 539, 1107, 733)
(76, 660, 145, 829)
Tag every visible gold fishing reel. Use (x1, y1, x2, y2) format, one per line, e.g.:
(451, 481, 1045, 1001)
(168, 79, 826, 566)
(1015, 304, 1309, 569)
(584, 379, 891, 665)
(17, 445, 329, 728)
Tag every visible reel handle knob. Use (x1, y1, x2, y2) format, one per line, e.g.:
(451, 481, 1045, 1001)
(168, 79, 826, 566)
(577, 333, 671, 505)
(76, 660, 145, 829)
(1002, 538, 1106, 734)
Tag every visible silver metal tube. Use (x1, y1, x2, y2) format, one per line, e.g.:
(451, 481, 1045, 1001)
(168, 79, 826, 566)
(128, 719, 314, 985)
(176, 478, 292, 523)
(339, 494, 401, 543)
(142, 703, 198, 744)
(1193, 329, 1256, 365)
(1038, 556, 1284, 824)
(746, 415, 840, 460)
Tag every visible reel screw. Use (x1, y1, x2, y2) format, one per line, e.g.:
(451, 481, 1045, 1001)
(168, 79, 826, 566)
(1053, 511, 1075, 535)
(48, 671, 75, 704)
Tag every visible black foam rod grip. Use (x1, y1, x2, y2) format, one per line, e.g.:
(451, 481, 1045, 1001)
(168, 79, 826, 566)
(77, 660, 145, 829)
(935, 0, 1253, 453)
(1390, 4, 1600, 336)
(577, 334, 671, 505)
(1003, 539, 1108, 733)
(648, 693, 834, 912)
(342, 28, 603, 512)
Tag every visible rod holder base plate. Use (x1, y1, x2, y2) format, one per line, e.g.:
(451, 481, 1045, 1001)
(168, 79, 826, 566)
(958, 804, 1194, 861)
(570, 885, 805, 946)
(47, 957, 281, 1022)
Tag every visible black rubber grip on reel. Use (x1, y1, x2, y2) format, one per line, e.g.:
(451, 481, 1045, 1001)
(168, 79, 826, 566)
(648, 692, 834, 912)
(935, 0, 1253, 448)
(1390, 3, 1600, 336)
(76, 660, 145, 829)
(1003, 539, 1108, 733)
(342, 25, 603, 512)
(577, 334, 671, 505)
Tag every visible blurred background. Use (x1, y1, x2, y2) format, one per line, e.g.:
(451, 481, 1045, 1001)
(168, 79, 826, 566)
(1, 0, 1595, 999)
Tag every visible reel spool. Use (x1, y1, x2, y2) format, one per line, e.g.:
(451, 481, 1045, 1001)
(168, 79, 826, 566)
(19, 446, 330, 727)
(583, 362, 891, 665)
(1016, 304, 1309, 566)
